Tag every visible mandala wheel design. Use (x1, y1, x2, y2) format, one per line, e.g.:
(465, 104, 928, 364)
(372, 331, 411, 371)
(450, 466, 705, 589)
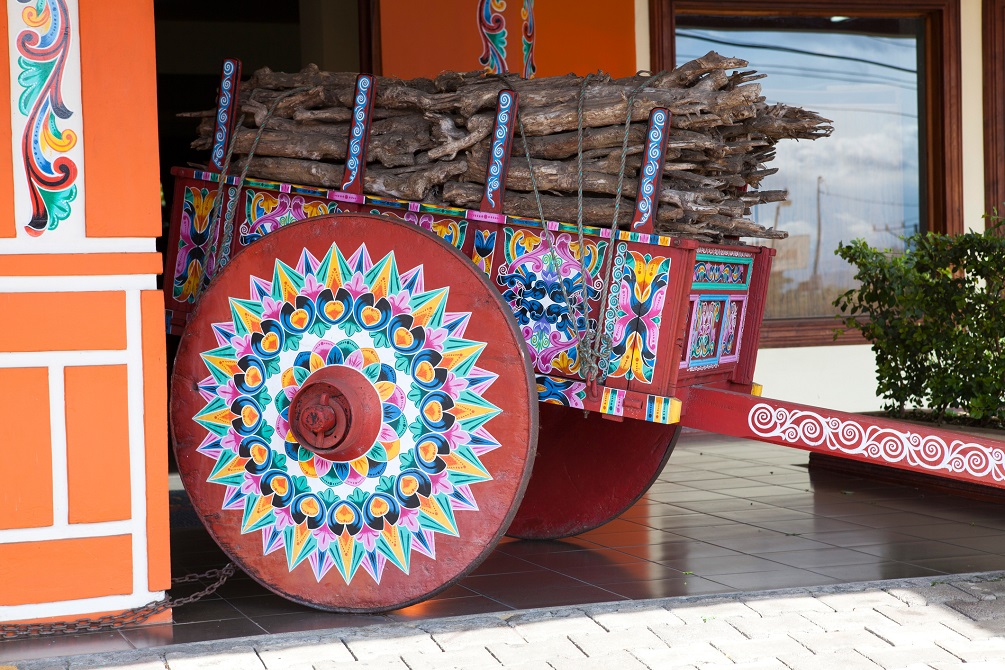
(507, 403, 680, 539)
(171, 214, 537, 612)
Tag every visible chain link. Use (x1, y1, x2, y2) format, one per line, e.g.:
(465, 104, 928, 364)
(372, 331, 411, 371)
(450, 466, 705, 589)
(0, 563, 237, 639)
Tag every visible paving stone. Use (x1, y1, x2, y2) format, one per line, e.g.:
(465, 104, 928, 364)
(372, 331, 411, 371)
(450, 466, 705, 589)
(938, 614, 1005, 640)
(788, 628, 890, 654)
(487, 638, 585, 665)
(743, 594, 834, 616)
(314, 658, 409, 670)
(419, 615, 525, 650)
(693, 661, 790, 670)
(549, 649, 648, 670)
(872, 604, 973, 628)
(885, 584, 977, 607)
(948, 576, 1005, 600)
(944, 598, 1005, 621)
(710, 634, 814, 663)
(666, 598, 757, 624)
(931, 662, 1004, 670)
(568, 626, 669, 656)
(857, 645, 959, 669)
(582, 602, 685, 631)
(814, 590, 908, 612)
(68, 652, 166, 669)
(505, 609, 606, 641)
(631, 643, 731, 668)
(800, 608, 907, 632)
(165, 648, 265, 670)
(935, 636, 1005, 663)
(864, 621, 971, 647)
(777, 649, 882, 670)
(340, 625, 440, 660)
(397, 646, 501, 670)
(650, 619, 747, 646)
(256, 640, 353, 667)
(723, 612, 822, 638)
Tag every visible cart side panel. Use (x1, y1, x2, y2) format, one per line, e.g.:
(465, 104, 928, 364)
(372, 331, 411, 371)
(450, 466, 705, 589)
(674, 245, 763, 390)
(731, 246, 774, 387)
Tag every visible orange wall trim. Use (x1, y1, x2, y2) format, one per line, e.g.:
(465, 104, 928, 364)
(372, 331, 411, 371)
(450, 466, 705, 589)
(0, 6, 14, 239)
(0, 535, 133, 606)
(0, 368, 52, 530)
(79, 1, 161, 238)
(65, 365, 132, 524)
(0, 253, 163, 277)
(142, 291, 171, 591)
(0, 292, 127, 352)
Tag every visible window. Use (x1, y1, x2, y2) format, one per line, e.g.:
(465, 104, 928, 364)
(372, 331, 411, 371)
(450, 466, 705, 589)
(650, 1, 963, 346)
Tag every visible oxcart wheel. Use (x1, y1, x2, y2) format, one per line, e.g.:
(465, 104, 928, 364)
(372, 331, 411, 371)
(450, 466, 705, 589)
(171, 213, 537, 612)
(507, 403, 679, 539)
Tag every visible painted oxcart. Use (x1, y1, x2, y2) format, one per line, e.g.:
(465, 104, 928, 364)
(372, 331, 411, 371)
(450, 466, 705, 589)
(166, 64, 1005, 613)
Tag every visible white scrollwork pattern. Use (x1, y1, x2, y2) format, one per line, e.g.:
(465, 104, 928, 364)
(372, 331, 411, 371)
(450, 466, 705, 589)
(747, 403, 1005, 482)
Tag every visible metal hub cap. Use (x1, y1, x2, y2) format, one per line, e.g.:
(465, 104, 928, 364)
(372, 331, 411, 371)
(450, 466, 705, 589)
(288, 366, 382, 461)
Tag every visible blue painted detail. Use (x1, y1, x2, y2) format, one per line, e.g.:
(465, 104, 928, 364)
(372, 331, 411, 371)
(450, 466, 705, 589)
(212, 59, 240, 171)
(342, 75, 373, 190)
(633, 108, 668, 229)
(485, 91, 515, 210)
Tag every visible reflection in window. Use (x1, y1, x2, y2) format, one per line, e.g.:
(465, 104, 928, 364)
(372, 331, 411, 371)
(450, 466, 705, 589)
(676, 16, 924, 319)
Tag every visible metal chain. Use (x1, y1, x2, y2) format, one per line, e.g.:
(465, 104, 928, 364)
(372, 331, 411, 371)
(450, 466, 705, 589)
(0, 563, 237, 640)
(577, 71, 668, 383)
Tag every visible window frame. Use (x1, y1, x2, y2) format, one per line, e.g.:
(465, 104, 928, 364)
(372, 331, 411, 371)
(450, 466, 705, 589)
(650, 0, 963, 348)
(985, 0, 1005, 219)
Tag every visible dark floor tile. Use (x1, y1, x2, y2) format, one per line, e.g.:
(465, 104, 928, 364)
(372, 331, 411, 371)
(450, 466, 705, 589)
(790, 502, 888, 517)
(720, 486, 807, 499)
(618, 540, 743, 563)
(746, 517, 873, 535)
(468, 552, 543, 576)
(648, 490, 735, 504)
(524, 547, 643, 571)
(229, 594, 320, 618)
(0, 630, 131, 662)
(907, 554, 1005, 573)
(583, 529, 689, 548)
(602, 576, 733, 599)
(713, 508, 814, 524)
(488, 584, 625, 610)
(853, 541, 985, 562)
(120, 618, 267, 648)
(209, 575, 273, 600)
(798, 529, 925, 548)
(836, 512, 952, 529)
(636, 514, 736, 531)
(660, 554, 790, 576)
(685, 477, 772, 491)
(747, 473, 814, 486)
(460, 569, 583, 595)
(753, 547, 881, 569)
(673, 499, 779, 514)
(809, 562, 945, 582)
(388, 595, 515, 620)
(704, 535, 835, 554)
(552, 561, 683, 585)
(944, 535, 1005, 554)
(498, 538, 604, 557)
(254, 611, 389, 634)
(898, 522, 1005, 542)
(708, 569, 841, 591)
(578, 519, 652, 536)
(170, 597, 247, 624)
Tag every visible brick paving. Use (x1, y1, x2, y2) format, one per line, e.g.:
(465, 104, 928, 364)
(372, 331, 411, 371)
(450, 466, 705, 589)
(12, 571, 1005, 670)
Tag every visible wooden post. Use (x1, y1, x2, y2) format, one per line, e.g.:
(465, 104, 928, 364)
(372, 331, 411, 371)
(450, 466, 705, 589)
(630, 107, 670, 235)
(476, 89, 518, 220)
(340, 73, 375, 209)
(210, 58, 242, 172)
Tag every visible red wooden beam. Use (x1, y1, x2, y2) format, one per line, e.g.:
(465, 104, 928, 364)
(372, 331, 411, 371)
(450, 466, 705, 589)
(210, 58, 242, 172)
(630, 107, 670, 235)
(478, 89, 518, 217)
(679, 386, 1005, 489)
(341, 74, 376, 198)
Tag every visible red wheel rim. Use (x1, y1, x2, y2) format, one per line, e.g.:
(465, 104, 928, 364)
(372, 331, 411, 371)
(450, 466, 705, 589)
(171, 213, 537, 612)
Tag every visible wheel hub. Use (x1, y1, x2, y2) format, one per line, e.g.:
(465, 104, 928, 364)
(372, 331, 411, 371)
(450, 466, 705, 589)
(288, 366, 382, 462)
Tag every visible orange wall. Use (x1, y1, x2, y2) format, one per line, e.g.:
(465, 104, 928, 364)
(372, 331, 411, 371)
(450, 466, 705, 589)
(379, 0, 637, 79)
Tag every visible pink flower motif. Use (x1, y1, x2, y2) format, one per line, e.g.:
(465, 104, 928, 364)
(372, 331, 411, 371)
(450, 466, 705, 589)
(312, 339, 334, 361)
(312, 523, 337, 552)
(443, 423, 471, 450)
(261, 296, 283, 321)
(274, 505, 294, 531)
(378, 424, 399, 442)
(240, 473, 263, 495)
(313, 456, 333, 477)
(388, 290, 411, 316)
(430, 470, 455, 495)
(218, 379, 241, 404)
(232, 334, 254, 358)
(441, 372, 467, 398)
(397, 506, 420, 533)
(302, 274, 324, 300)
(221, 429, 242, 453)
(357, 524, 380, 552)
(426, 327, 449, 351)
(284, 386, 299, 400)
(344, 350, 364, 371)
(345, 468, 367, 487)
(344, 272, 368, 298)
(276, 415, 291, 442)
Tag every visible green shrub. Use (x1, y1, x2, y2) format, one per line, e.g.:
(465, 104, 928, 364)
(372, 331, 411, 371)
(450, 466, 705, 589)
(833, 213, 1005, 422)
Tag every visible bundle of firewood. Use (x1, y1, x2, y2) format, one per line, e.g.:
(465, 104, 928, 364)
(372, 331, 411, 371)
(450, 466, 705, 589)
(187, 52, 832, 241)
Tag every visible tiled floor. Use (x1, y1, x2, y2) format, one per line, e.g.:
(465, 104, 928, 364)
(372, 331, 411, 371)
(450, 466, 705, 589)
(6, 430, 1005, 662)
